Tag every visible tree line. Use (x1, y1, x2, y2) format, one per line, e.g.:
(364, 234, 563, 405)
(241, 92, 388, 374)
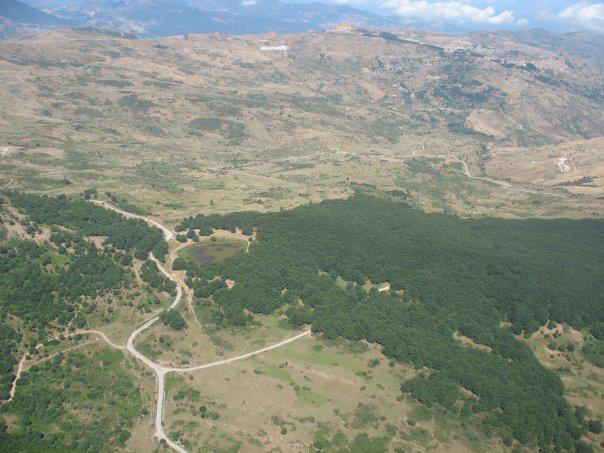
(8, 192, 166, 260)
(175, 193, 603, 449)
(0, 239, 130, 400)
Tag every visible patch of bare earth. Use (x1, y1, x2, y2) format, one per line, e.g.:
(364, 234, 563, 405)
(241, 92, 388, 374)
(486, 137, 604, 198)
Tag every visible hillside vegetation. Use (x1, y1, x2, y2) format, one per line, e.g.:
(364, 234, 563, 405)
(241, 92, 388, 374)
(0, 27, 602, 219)
(0, 191, 174, 449)
(177, 194, 603, 449)
(0, 21, 602, 452)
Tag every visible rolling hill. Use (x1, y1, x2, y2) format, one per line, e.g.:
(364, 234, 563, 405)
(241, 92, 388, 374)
(0, 25, 602, 218)
(0, 15, 603, 453)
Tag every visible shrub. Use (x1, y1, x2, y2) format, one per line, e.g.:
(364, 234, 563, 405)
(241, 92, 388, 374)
(588, 419, 602, 434)
(159, 310, 186, 331)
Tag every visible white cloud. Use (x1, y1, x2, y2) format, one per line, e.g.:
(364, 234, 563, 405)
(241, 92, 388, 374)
(558, 2, 604, 32)
(381, 0, 518, 25)
(241, 0, 258, 6)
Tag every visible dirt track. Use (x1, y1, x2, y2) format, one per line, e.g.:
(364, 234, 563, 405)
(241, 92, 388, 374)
(2, 201, 310, 453)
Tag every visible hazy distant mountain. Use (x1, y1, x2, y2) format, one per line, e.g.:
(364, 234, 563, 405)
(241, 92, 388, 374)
(17, 0, 402, 37)
(0, 0, 72, 38)
(501, 28, 604, 66)
(12, 0, 604, 42)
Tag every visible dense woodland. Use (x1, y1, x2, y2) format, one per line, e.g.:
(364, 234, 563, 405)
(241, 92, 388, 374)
(140, 260, 176, 295)
(0, 347, 144, 450)
(7, 192, 165, 260)
(1, 190, 602, 450)
(0, 191, 167, 441)
(178, 194, 603, 449)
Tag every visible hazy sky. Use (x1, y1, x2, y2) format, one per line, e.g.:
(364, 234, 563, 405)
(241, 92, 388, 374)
(285, 0, 604, 32)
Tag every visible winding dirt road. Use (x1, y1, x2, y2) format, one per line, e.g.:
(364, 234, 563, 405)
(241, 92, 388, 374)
(376, 153, 562, 197)
(125, 252, 310, 452)
(2, 201, 310, 452)
(91, 200, 176, 241)
(455, 157, 560, 196)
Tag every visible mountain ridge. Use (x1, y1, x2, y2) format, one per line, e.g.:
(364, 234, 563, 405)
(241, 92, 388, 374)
(0, 0, 72, 38)
(2, 0, 402, 38)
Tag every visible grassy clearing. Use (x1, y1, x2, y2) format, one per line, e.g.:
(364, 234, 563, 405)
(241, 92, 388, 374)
(161, 333, 499, 451)
(526, 324, 604, 420)
(134, 312, 296, 368)
(524, 323, 604, 448)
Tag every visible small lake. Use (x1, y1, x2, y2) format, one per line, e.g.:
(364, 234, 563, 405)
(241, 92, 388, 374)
(180, 241, 245, 265)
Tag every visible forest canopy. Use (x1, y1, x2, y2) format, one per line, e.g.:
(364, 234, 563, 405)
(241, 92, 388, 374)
(7, 192, 165, 260)
(178, 194, 603, 449)
(0, 192, 159, 402)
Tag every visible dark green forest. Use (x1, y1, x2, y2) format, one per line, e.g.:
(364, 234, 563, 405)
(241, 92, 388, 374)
(0, 347, 144, 451)
(0, 239, 129, 401)
(7, 192, 165, 260)
(178, 194, 603, 449)
(0, 191, 165, 406)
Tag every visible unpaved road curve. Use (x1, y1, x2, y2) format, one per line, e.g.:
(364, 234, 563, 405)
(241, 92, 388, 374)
(94, 203, 310, 452)
(3, 200, 311, 452)
(76, 329, 126, 350)
(151, 331, 312, 453)
(91, 200, 176, 241)
(126, 255, 310, 452)
(152, 250, 200, 324)
(2, 329, 125, 405)
(455, 157, 560, 197)
(376, 153, 562, 197)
